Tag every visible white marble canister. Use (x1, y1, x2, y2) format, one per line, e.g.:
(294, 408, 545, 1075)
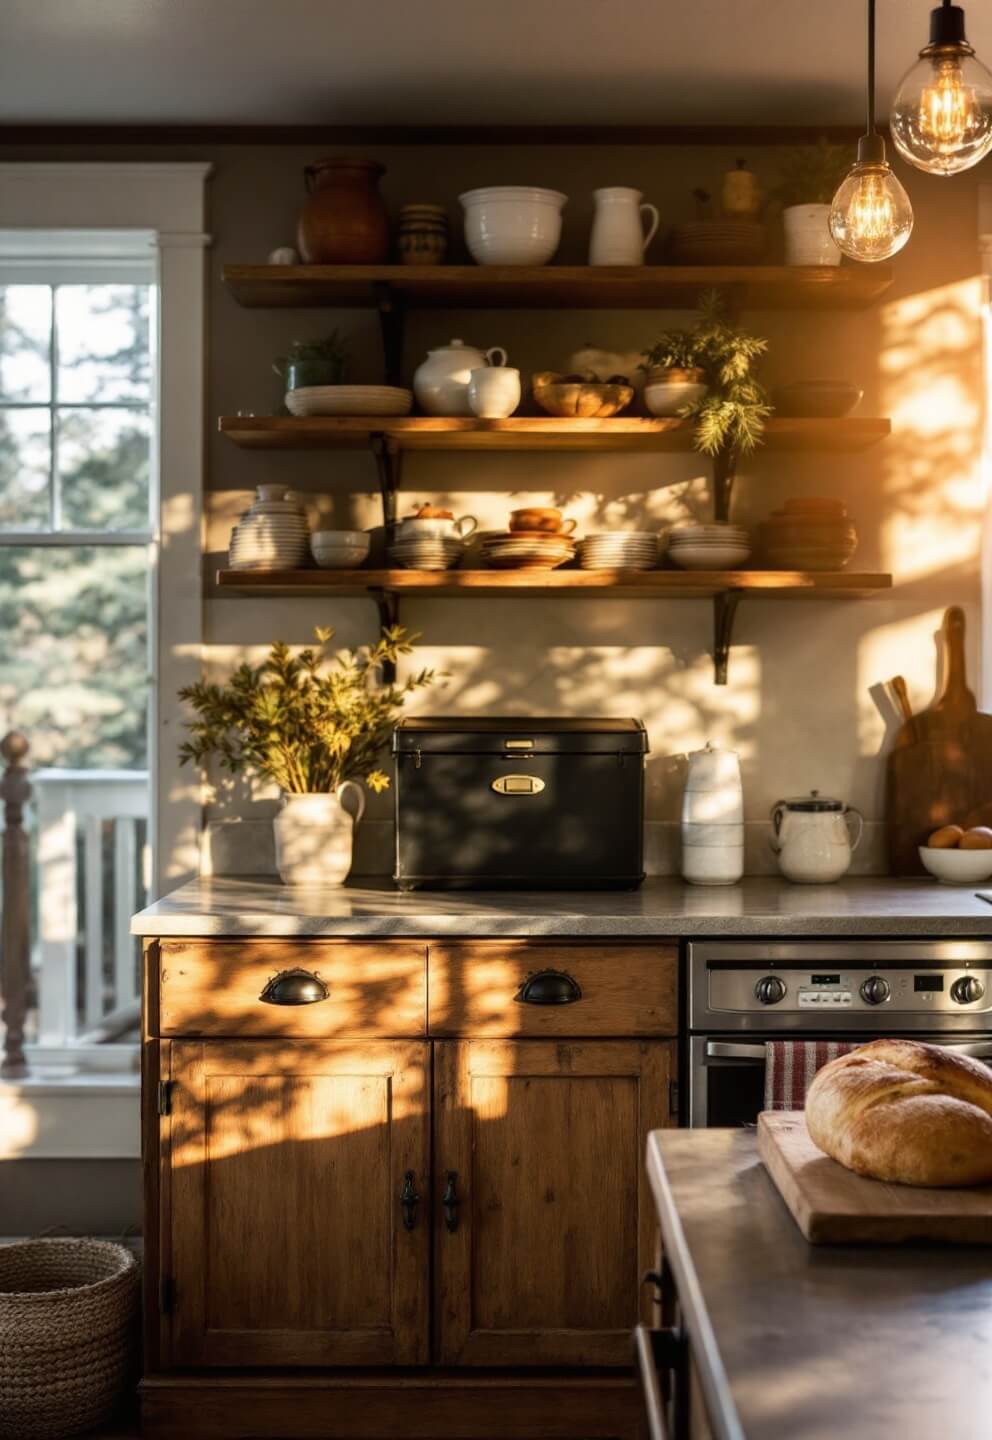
(681, 743, 744, 886)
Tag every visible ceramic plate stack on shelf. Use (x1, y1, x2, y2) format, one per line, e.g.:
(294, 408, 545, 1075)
(229, 486, 309, 570)
(285, 385, 414, 417)
(666, 524, 751, 571)
(760, 499, 858, 571)
(579, 532, 658, 571)
(481, 531, 576, 570)
(388, 535, 465, 571)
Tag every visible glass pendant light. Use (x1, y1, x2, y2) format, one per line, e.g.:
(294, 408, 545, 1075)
(830, 0, 913, 262)
(891, 1, 992, 175)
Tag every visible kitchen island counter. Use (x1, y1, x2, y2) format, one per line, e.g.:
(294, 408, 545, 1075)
(131, 875, 992, 937)
(645, 1127, 992, 1440)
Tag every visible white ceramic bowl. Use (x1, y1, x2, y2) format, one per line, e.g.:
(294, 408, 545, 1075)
(311, 548, 369, 571)
(918, 846, 992, 884)
(311, 530, 370, 551)
(460, 186, 567, 266)
(644, 381, 709, 417)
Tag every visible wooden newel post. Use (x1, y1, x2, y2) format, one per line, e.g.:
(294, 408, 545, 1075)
(1, 732, 31, 1079)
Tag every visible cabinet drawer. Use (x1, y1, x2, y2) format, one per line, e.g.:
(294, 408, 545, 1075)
(157, 940, 427, 1037)
(428, 943, 677, 1037)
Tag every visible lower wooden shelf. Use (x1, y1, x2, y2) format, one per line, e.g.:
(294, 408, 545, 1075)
(215, 567, 892, 685)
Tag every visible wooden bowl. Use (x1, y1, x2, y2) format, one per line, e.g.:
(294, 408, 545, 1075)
(532, 372, 634, 419)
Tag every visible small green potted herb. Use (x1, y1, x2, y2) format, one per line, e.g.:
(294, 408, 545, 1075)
(179, 625, 436, 887)
(641, 290, 772, 456)
(273, 331, 350, 392)
(772, 140, 853, 266)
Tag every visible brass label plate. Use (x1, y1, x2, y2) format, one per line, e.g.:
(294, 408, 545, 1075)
(491, 774, 546, 796)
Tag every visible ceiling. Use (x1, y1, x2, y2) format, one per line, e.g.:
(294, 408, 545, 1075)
(2, 0, 989, 129)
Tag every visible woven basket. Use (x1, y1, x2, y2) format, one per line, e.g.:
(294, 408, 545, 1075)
(0, 1238, 139, 1439)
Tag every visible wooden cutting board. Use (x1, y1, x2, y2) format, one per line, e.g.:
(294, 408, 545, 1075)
(886, 606, 992, 874)
(757, 1111, 992, 1244)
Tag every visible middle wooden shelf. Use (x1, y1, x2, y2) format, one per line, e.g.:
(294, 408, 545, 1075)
(218, 414, 891, 453)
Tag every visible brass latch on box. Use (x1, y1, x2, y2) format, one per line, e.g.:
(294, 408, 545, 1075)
(491, 775, 546, 795)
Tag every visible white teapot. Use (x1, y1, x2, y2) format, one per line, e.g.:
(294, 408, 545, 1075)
(770, 790, 864, 885)
(413, 339, 508, 416)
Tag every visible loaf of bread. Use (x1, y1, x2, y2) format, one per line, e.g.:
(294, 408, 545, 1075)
(805, 1038, 992, 1187)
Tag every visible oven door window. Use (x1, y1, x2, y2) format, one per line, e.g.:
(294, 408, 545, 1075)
(704, 1053, 766, 1127)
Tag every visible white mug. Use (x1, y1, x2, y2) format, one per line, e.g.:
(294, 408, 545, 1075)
(589, 187, 660, 266)
(467, 365, 521, 419)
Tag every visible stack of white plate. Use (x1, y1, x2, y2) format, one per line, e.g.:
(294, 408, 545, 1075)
(667, 524, 751, 571)
(388, 535, 464, 571)
(481, 532, 576, 570)
(579, 532, 658, 571)
(229, 486, 309, 570)
(285, 385, 414, 417)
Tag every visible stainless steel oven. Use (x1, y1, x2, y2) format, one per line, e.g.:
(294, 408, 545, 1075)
(688, 940, 992, 1127)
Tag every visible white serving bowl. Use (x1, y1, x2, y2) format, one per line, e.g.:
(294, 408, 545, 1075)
(644, 381, 708, 417)
(311, 530, 370, 551)
(918, 846, 992, 884)
(311, 548, 369, 571)
(460, 186, 567, 266)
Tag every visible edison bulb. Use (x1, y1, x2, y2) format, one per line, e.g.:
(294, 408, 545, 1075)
(891, 48, 992, 173)
(829, 159, 914, 263)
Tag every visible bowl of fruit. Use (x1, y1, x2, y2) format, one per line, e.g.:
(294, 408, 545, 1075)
(531, 370, 634, 419)
(919, 825, 992, 884)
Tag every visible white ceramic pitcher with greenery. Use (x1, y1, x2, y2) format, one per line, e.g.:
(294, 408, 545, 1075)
(178, 625, 436, 887)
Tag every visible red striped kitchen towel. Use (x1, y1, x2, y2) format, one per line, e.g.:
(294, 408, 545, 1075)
(763, 1040, 860, 1111)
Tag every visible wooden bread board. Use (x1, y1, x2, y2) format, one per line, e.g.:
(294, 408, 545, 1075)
(758, 1111, 992, 1244)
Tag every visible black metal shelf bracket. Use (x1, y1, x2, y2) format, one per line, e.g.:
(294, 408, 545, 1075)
(371, 587, 400, 684)
(369, 431, 401, 530)
(713, 445, 737, 525)
(713, 591, 742, 686)
(373, 282, 405, 389)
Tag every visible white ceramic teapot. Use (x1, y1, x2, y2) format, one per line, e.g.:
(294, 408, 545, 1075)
(769, 790, 864, 884)
(413, 339, 508, 416)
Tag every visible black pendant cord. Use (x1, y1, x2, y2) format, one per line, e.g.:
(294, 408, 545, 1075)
(866, 0, 876, 137)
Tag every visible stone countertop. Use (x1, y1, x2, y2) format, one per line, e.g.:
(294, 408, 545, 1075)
(131, 875, 992, 938)
(646, 1128, 992, 1440)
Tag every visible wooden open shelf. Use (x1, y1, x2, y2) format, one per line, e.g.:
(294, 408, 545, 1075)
(218, 415, 891, 454)
(216, 568, 891, 599)
(223, 263, 894, 311)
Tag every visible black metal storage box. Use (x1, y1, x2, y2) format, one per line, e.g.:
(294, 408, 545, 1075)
(392, 716, 648, 890)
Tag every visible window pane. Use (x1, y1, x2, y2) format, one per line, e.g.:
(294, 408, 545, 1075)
(56, 285, 151, 403)
(58, 407, 150, 530)
(0, 544, 148, 768)
(0, 285, 52, 402)
(0, 407, 51, 529)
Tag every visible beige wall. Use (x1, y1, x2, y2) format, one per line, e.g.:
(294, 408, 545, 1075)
(4, 138, 985, 873)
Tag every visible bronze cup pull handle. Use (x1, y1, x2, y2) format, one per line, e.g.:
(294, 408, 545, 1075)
(514, 969, 582, 1006)
(442, 1171, 460, 1233)
(259, 969, 329, 1006)
(400, 1170, 421, 1231)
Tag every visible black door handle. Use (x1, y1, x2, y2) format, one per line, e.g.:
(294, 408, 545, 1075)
(400, 1170, 421, 1231)
(259, 969, 328, 1005)
(514, 969, 582, 1005)
(442, 1171, 460, 1232)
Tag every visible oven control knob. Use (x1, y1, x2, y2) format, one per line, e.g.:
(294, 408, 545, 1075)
(860, 976, 891, 1006)
(754, 975, 787, 1006)
(951, 976, 985, 1005)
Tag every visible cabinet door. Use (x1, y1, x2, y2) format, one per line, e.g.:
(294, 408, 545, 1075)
(163, 1039, 429, 1367)
(434, 1038, 673, 1367)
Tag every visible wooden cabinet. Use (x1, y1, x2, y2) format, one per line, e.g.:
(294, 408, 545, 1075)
(143, 936, 677, 1438)
(161, 1039, 429, 1367)
(435, 1039, 671, 1366)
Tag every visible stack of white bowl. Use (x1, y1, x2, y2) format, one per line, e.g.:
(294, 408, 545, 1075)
(229, 486, 309, 570)
(681, 743, 744, 886)
(667, 524, 751, 570)
(579, 532, 658, 571)
(310, 530, 370, 570)
(388, 534, 464, 571)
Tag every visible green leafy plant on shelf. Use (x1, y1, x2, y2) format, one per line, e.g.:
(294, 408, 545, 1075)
(178, 625, 436, 795)
(273, 331, 351, 389)
(771, 139, 854, 208)
(641, 290, 772, 457)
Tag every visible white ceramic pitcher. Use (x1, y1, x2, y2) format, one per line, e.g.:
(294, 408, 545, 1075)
(273, 784, 366, 886)
(589, 187, 660, 265)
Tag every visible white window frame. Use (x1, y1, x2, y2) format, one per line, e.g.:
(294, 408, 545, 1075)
(0, 163, 211, 900)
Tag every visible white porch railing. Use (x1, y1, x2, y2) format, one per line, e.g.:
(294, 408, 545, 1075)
(33, 769, 149, 1049)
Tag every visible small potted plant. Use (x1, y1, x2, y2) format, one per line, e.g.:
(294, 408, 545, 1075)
(273, 330, 350, 393)
(178, 625, 436, 886)
(772, 139, 853, 266)
(641, 291, 772, 457)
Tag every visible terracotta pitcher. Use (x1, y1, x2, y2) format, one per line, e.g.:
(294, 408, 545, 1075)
(297, 157, 389, 264)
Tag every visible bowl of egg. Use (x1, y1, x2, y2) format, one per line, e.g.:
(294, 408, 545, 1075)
(919, 824, 992, 884)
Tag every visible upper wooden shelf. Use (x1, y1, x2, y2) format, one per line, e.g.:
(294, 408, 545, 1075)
(218, 415, 890, 454)
(216, 568, 892, 600)
(222, 264, 894, 312)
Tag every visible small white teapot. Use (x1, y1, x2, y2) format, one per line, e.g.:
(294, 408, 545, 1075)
(769, 790, 864, 885)
(413, 339, 508, 416)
